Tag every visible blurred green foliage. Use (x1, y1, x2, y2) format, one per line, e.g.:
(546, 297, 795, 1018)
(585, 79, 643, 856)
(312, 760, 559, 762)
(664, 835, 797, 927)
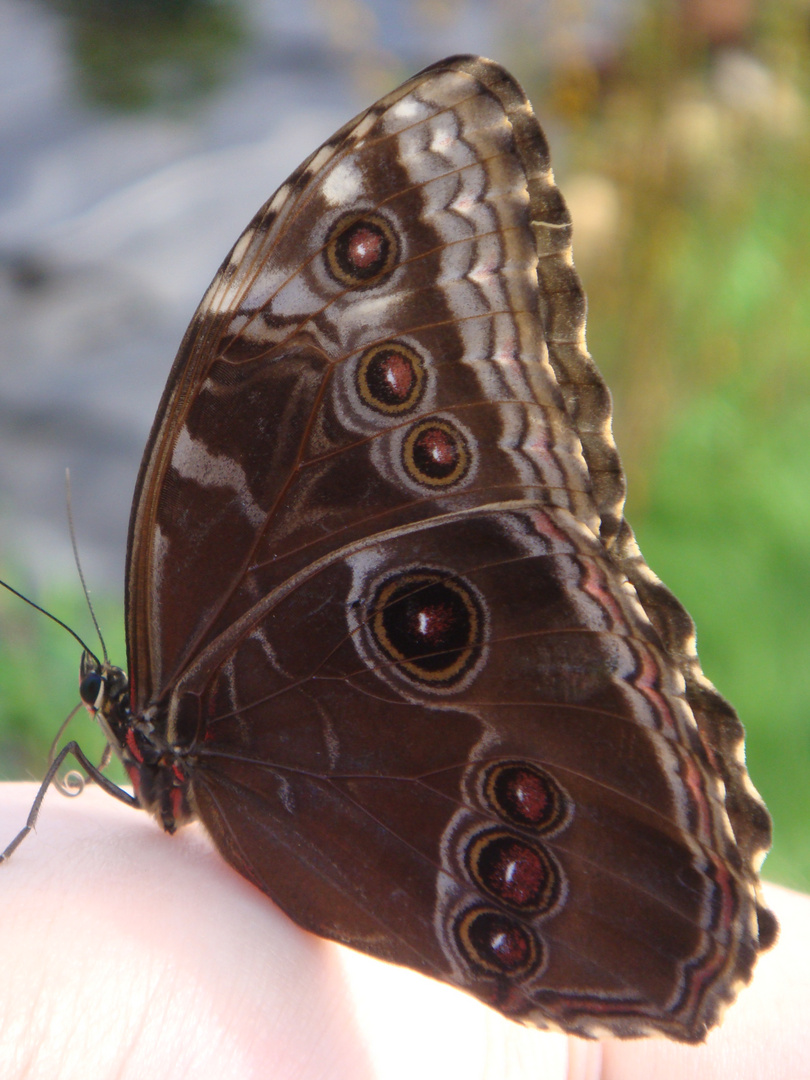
(0, 582, 127, 788)
(41, 0, 245, 110)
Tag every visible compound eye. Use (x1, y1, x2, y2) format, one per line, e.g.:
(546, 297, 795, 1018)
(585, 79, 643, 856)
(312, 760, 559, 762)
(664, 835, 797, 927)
(79, 670, 103, 708)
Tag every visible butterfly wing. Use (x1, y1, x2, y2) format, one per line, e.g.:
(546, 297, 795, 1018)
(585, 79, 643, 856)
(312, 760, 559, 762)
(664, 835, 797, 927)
(125, 55, 774, 1040)
(126, 56, 613, 700)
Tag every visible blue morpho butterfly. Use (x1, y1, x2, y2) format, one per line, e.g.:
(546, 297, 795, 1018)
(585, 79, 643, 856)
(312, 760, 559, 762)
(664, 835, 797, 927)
(1, 55, 776, 1042)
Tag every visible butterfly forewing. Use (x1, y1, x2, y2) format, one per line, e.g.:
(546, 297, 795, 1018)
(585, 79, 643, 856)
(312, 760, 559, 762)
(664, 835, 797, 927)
(120, 55, 774, 1041)
(127, 59, 600, 698)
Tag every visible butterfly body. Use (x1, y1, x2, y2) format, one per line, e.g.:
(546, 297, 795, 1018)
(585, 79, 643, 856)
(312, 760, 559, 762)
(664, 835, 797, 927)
(68, 55, 774, 1042)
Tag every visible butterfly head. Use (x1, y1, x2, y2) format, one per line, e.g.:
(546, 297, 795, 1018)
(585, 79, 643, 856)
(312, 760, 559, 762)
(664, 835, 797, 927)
(78, 650, 135, 771)
(78, 650, 193, 833)
(79, 650, 128, 717)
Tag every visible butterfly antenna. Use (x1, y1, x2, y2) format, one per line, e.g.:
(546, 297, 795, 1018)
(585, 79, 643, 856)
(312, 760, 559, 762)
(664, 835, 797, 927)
(0, 578, 100, 664)
(65, 469, 108, 664)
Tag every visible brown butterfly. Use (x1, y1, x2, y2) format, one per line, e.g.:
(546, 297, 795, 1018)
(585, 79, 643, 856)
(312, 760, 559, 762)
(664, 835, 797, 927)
(6, 55, 776, 1042)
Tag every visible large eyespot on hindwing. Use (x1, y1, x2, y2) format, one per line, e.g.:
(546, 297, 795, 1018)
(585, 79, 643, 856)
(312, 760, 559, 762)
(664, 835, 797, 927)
(368, 569, 486, 688)
(465, 828, 563, 914)
(357, 342, 426, 415)
(482, 761, 571, 835)
(325, 212, 399, 287)
(455, 905, 542, 979)
(402, 418, 470, 488)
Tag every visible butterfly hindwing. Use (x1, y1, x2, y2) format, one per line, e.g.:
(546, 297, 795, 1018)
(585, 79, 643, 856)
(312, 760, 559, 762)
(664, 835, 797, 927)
(187, 502, 750, 1040)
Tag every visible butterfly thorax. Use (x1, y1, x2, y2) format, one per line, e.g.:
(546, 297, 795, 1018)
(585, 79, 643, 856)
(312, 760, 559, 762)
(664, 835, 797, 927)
(78, 651, 194, 833)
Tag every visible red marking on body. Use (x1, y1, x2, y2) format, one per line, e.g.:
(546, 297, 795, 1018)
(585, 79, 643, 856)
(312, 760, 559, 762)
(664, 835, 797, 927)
(125, 728, 144, 762)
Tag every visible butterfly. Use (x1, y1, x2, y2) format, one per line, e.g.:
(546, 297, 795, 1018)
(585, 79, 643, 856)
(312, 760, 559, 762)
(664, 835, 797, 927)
(7, 54, 776, 1042)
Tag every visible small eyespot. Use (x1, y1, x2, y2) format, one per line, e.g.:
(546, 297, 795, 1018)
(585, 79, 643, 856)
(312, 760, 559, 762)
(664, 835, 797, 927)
(455, 905, 541, 977)
(357, 342, 426, 415)
(465, 829, 562, 913)
(402, 418, 470, 487)
(325, 212, 398, 287)
(482, 761, 570, 834)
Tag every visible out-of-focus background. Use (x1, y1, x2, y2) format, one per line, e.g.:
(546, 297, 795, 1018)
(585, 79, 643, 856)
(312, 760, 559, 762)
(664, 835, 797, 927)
(0, 0, 807, 890)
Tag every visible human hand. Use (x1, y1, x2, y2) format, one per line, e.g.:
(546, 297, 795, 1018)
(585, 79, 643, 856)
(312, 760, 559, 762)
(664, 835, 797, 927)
(0, 783, 806, 1079)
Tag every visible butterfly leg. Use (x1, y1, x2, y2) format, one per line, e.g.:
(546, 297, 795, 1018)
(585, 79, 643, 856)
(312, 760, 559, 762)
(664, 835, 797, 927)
(0, 741, 139, 863)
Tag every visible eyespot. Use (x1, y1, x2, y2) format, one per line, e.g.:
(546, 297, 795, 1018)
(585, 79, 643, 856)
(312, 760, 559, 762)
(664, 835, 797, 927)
(482, 761, 570, 834)
(402, 418, 470, 487)
(325, 212, 398, 287)
(369, 570, 484, 686)
(357, 342, 426, 415)
(455, 905, 541, 977)
(465, 829, 563, 913)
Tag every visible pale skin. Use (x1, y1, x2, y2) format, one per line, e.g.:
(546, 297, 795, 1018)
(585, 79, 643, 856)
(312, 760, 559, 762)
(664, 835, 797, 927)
(0, 783, 807, 1080)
